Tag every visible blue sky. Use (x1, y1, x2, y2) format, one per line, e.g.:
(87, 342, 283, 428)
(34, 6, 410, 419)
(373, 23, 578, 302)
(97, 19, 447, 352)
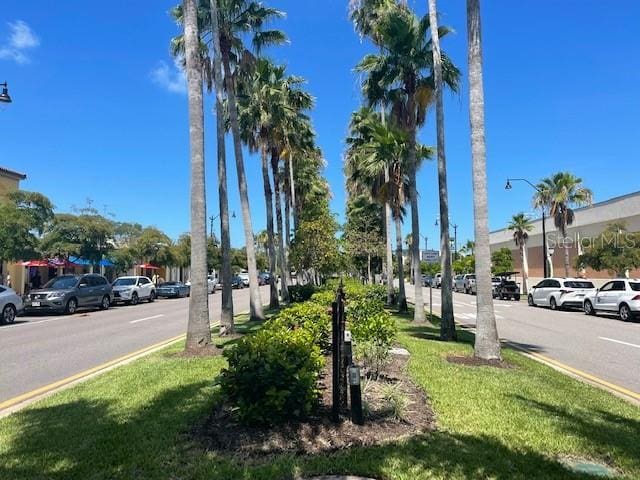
(2, 0, 639, 249)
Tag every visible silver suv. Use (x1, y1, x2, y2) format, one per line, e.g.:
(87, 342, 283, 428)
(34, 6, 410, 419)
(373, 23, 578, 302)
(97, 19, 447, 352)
(24, 274, 113, 315)
(454, 274, 475, 294)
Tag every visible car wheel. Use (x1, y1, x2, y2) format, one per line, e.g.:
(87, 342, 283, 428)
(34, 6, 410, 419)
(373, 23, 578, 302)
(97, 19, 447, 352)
(584, 300, 596, 316)
(149, 291, 156, 303)
(550, 297, 558, 310)
(619, 304, 632, 322)
(514, 294, 521, 301)
(100, 295, 111, 310)
(130, 293, 139, 306)
(528, 295, 535, 307)
(66, 298, 78, 315)
(2, 304, 16, 325)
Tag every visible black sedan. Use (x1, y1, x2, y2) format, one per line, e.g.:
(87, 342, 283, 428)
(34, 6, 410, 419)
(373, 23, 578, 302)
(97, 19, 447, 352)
(156, 281, 190, 298)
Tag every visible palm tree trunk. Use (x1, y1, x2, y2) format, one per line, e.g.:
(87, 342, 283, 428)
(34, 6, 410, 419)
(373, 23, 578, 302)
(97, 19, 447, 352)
(429, 0, 456, 339)
(272, 150, 290, 302)
(287, 153, 297, 232)
(221, 48, 264, 321)
(208, 0, 234, 334)
(563, 230, 571, 277)
(467, 0, 501, 360)
(283, 163, 292, 281)
(395, 215, 407, 312)
(367, 253, 372, 284)
(260, 146, 279, 309)
(406, 87, 424, 322)
(183, 0, 211, 350)
(385, 195, 394, 303)
(521, 242, 529, 295)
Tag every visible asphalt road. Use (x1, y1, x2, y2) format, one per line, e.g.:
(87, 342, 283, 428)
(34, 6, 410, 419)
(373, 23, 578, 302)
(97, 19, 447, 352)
(405, 283, 640, 395)
(0, 286, 268, 404)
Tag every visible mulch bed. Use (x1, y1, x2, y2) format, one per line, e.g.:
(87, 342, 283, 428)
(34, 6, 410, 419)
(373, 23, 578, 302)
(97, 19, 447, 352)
(189, 350, 435, 461)
(446, 354, 515, 369)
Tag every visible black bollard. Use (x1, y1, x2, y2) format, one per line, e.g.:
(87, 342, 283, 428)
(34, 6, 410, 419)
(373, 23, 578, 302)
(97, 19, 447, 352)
(349, 364, 364, 425)
(331, 300, 340, 422)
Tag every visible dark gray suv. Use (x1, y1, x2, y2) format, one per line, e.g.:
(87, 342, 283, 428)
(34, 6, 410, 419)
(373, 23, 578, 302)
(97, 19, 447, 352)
(24, 274, 113, 315)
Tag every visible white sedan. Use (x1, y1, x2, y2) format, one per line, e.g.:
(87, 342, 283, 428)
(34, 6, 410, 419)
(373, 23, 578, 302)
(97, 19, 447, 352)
(0, 284, 23, 325)
(583, 279, 640, 321)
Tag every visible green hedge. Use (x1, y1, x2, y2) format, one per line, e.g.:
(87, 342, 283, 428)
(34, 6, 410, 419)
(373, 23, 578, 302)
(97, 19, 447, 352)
(217, 324, 324, 426)
(267, 301, 331, 352)
(288, 284, 317, 303)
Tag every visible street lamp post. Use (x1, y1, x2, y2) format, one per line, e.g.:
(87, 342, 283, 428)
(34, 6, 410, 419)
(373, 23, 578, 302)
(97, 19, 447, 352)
(209, 211, 236, 239)
(0, 82, 12, 103)
(505, 178, 548, 278)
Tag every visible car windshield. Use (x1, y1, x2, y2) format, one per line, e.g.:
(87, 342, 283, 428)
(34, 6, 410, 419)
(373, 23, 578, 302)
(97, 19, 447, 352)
(630, 282, 640, 292)
(113, 278, 136, 286)
(564, 281, 595, 289)
(43, 276, 78, 290)
(467, 275, 475, 279)
(161, 282, 179, 287)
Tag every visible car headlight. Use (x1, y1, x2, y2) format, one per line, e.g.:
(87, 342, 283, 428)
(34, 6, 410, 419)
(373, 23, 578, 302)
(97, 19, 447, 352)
(48, 292, 66, 299)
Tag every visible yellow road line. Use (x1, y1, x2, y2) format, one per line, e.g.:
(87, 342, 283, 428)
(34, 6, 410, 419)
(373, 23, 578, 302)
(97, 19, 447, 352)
(0, 333, 186, 412)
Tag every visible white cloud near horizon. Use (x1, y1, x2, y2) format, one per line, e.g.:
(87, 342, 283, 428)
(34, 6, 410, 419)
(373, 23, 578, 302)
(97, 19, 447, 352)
(150, 58, 186, 94)
(0, 20, 40, 64)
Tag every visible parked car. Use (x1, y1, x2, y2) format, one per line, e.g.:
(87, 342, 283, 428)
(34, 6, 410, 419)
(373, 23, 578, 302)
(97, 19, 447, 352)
(231, 275, 245, 289)
(470, 277, 502, 296)
(258, 272, 271, 286)
(0, 284, 23, 324)
(528, 278, 596, 310)
(494, 272, 521, 301)
(454, 274, 475, 294)
(583, 279, 640, 321)
(238, 272, 250, 287)
(422, 274, 433, 287)
(208, 275, 220, 292)
(434, 273, 442, 288)
(156, 281, 190, 298)
(23, 274, 112, 315)
(111, 276, 156, 305)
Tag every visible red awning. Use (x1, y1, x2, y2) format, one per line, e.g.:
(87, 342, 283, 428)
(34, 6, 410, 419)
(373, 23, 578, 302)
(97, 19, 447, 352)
(20, 260, 50, 267)
(136, 264, 160, 270)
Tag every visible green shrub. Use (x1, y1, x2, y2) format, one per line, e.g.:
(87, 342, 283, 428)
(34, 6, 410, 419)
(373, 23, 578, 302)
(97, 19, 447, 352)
(364, 284, 387, 304)
(309, 290, 335, 308)
(217, 325, 324, 425)
(288, 284, 316, 303)
(268, 301, 331, 352)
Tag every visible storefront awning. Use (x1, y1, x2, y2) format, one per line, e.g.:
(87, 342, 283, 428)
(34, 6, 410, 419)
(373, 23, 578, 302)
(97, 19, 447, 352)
(136, 264, 160, 270)
(19, 260, 50, 267)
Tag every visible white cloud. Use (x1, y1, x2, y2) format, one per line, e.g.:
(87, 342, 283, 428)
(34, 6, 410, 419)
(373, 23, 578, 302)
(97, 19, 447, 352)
(150, 58, 186, 94)
(0, 20, 40, 64)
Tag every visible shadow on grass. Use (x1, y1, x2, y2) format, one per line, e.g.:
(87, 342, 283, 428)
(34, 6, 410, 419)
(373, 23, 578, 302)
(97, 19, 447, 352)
(513, 395, 640, 472)
(0, 381, 213, 480)
(0, 394, 598, 480)
(399, 321, 476, 345)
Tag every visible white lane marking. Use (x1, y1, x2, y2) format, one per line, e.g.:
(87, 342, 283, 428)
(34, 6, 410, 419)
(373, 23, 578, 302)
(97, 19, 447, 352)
(129, 314, 164, 324)
(598, 337, 640, 350)
(3, 317, 58, 329)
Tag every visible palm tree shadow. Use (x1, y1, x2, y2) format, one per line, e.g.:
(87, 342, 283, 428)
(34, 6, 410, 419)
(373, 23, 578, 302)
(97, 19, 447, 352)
(0, 381, 211, 480)
(512, 394, 640, 471)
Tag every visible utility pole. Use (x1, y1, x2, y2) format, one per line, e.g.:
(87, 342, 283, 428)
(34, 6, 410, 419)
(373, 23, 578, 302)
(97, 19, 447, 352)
(452, 224, 458, 260)
(209, 215, 214, 239)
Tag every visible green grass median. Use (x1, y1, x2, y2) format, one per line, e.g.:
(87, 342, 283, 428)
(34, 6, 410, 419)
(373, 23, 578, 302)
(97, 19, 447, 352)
(0, 312, 638, 479)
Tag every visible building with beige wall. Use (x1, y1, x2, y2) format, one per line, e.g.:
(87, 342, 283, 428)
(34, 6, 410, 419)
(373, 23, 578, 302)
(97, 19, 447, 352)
(1, 166, 28, 291)
(490, 191, 640, 287)
(0, 166, 26, 201)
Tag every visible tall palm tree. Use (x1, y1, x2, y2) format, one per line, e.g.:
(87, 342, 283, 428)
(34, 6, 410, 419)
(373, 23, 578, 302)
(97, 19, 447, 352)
(171, 0, 236, 334)
(356, 3, 460, 322)
(467, 0, 500, 360)
(208, 0, 234, 334)
(427, 0, 455, 339)
(533, 171, 593, 277)
(182, 0, 211, 350)
(507, 213, 533, 295)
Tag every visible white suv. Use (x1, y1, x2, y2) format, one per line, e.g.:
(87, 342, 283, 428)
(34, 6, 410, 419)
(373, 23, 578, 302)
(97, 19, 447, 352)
(112, 276, 156, 305)
(583, 279, 640, 321)
(528, 278, 597, 310)
(454, 274, 475, 294)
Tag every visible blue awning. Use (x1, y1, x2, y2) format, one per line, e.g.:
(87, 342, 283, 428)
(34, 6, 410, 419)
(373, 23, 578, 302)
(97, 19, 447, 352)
(67, 256, 114, 267)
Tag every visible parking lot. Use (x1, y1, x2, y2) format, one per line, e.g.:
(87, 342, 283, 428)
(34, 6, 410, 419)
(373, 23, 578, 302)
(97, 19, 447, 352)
(405, 283, 640, 397)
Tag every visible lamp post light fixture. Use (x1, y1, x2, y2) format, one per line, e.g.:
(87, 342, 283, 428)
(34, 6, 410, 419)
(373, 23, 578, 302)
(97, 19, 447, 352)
(209, 211, 236, 239)
(505, 178, 549, 278)
(0, 82, 12, 103)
